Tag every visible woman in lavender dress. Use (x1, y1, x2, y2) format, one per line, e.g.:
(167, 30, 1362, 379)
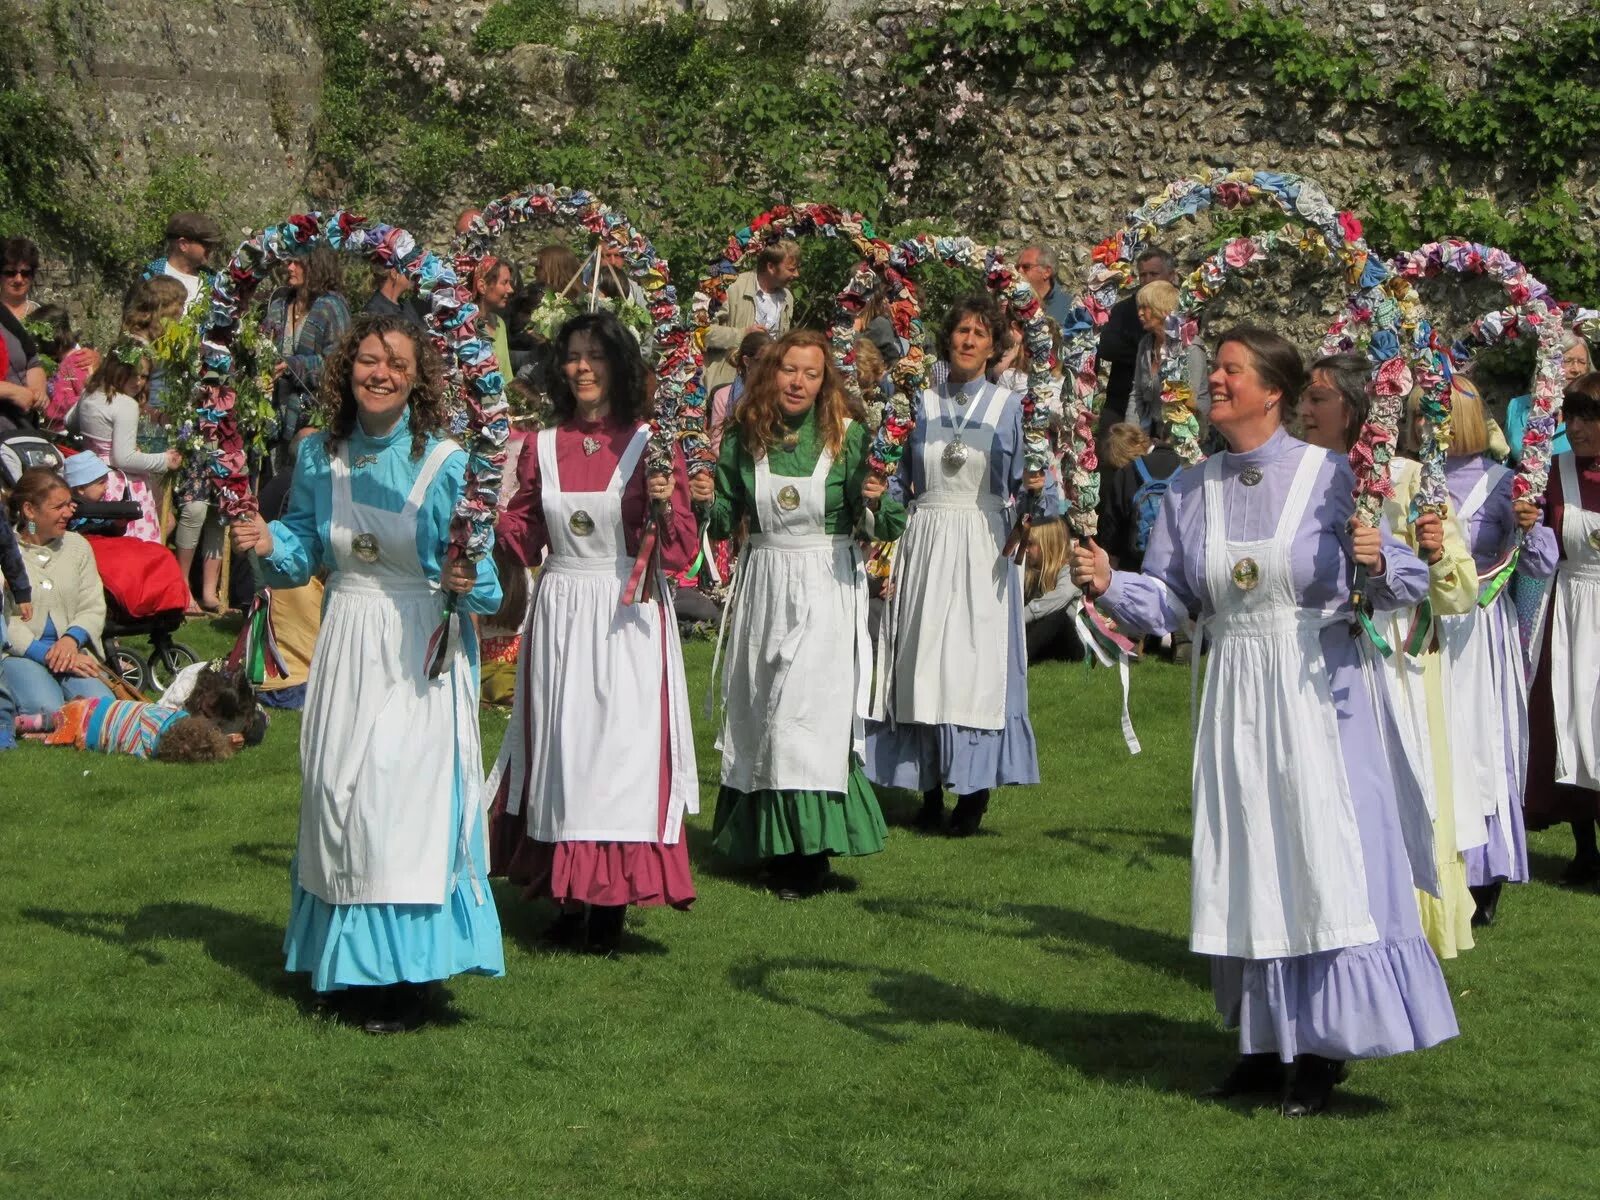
(865, 294, 1050, 837)
(1437, 377, 1558, 926)
(1071, 327, 1458, 1117)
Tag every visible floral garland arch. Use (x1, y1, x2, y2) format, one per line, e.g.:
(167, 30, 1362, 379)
(199, 211, 508, 671)
(1079, 168, 1361, 463)
(456, 185, 702, 477)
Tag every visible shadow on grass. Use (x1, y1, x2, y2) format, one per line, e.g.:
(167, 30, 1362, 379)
(1043, 825, 1190, 869)
(729, 955, 1219, 1096)
(232, 841, 295, 871)
(860, 895, 1204, 989)
(22, 902, 294, 1000)
(486, 881, 670, 957)
(1527, 847, 1596, 889)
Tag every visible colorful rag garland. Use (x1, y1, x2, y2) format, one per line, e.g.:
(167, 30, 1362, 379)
(457, 185, 701, 480)
(1080, 168, 1356, 463)
(201, 211, 507, 676)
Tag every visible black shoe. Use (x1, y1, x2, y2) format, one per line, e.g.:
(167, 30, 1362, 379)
(542, 908, 588, 949)
(1558, 855, 1600, 888)
(1280, 1054, 1344, 1117)
(586, 904, 627, 956)
(948, 790, 990, 838)
(1200, 1053, 1285, 1100)
(1469, 881, 1504, 927)
(773, 853, 830, 901)
(913, 788, 945, 833)
(361, 983, 429, 1035)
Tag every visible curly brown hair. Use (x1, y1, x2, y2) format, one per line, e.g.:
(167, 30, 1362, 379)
(321, 314, 448, 460)
(734, 329, 860, 459)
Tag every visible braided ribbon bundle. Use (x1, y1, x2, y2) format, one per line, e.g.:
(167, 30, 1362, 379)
(833, 257, 926, 478)
(201, 210, 506, 675)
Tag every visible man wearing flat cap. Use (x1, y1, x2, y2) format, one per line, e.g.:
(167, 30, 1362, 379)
(143, 211, 223, 306)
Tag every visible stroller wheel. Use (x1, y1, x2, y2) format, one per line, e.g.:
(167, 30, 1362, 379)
(107, 643, 150, 695)
(148, 641, 202, 693)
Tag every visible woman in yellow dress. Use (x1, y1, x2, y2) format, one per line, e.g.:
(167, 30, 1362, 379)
(1299, 354, 1480, 957)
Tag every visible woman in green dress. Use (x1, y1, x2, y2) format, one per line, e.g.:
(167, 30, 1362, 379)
(690, 329, 907, 898)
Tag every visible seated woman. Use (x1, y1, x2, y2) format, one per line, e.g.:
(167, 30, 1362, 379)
(1, 467, 114, 716)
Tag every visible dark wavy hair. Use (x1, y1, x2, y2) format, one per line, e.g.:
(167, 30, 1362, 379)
(288, 246, 346, 304)
(1214, 325, 1307, 408)
(321, 314, 447, 460)
(938, 292, 1012, 367)
(548, 309, 650, 426)
(1566, 371, 1600, 424)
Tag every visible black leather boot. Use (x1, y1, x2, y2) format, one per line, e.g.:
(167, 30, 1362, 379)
(587, 904, 627, 956)
(1281, 1054, 1345, 1117)
(949, 789, 990, 837)
(914, 788, 945, 833)
(1469, 880, 1503, 927)
(1200, 1053, 1285, 1100)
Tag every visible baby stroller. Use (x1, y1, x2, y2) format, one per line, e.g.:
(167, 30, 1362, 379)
(2, 429, 200, 694)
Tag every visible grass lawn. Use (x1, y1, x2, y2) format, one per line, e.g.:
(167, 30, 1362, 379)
(2, 617, 1597, 1199)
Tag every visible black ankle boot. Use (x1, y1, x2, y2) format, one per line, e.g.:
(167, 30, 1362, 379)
(773, 853, 830, 901)
(361, 983, 429, 1035)
(948, 790, 990, 838)
(1200, 1053, 1285, 1100)
(1470, 881, 1504, 927)
(1281, 1054, 1344, 1116)
(543, 907, 587, 949)
(914, 788, 945, 833)
(586, 904, 627, 956)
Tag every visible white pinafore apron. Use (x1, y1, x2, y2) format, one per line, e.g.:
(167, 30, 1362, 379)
(1552, 452, 1600, 788)
(718, 431, 870, 793)
(1373, 462, 1438, 822)
(878, 383, 1011, 729)
(1190, 447, 1378, 959)
(1438, 464, 1520, 845)
(488, 426, 697, 844)
(297, 440, 485, 907)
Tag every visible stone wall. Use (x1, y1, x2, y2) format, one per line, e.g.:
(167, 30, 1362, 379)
(21, 0, 1596, 355)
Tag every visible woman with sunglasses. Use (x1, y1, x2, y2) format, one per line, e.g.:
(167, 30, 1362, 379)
(0, 238, 46, 427)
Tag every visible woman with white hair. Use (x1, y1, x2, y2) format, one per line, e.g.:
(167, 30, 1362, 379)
(1127, 281, 1209, 438)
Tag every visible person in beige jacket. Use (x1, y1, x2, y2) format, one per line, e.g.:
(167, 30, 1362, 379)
(702, 242, 800, 396)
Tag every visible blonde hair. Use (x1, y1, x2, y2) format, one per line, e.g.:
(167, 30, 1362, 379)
(1025, 519, 1070, 601)
(1136, 281, 1180, 321)
(121, 275, 189, 340)
(1103, 422, 1154, 470)
(1447, 375, 1489, 457)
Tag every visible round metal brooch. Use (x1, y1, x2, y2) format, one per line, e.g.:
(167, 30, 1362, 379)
(1231, 557, 1261, 591)
(351, 532, 380, 563)
(776, 484, 802, 512)
(569, 510, 596, 537)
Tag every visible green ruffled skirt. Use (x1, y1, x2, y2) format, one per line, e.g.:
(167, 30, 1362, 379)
(711, 762, 888, 863)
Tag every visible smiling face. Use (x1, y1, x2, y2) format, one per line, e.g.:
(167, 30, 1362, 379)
(1207, 340, 1283, 444)
(350, 331, 416, 433)
(1297, 369, 1353, 452)
(25, 484, 74, 542)
(1569, 410, 1600, 457)
(775, 344, 826, 417)
(0, 259, 33, 309)
(562, 330, 611, 415)
(947, 313, 996, 382)
(479, 264, 514, 312)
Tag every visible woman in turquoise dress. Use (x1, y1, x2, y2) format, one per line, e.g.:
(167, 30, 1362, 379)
(690, 329, 907, 898)
(234, 313, 505, 1033)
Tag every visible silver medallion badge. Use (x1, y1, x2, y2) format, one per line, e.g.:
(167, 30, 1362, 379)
(569, 510, 596, 536)
(942, 439, 970, 469)
(1231, 557, 1260, 590)
(776, 484, 802, 512)
(1588, 527, 1600, 552)
(351, 532, 380, 563)
(1240, 466, 1263, 487)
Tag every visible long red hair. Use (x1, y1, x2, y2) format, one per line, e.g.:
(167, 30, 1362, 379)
(733, 330, 859, 459)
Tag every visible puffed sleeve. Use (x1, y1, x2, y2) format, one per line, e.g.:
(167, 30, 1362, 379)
(708, 431, 750, 541)
(496, 434, 548, 570)
(843, 420, 907, 542)
(418, 447, 503, 616)
(1427, 512, 1480, 616)
(1364, 525, 1429, 611)
(1518, 519, 1560, 581)
(1100, 476, 1199, 636)
(262, 434, 331, 587)
(656, 441, 701, 573)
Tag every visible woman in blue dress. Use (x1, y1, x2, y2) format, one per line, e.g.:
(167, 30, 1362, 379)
(234, 313, 505, 1033)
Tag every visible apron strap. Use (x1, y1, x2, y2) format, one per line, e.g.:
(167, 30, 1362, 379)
(1456, 461, 1507, 525)
(609, 424, 650, 491)
(404, 440, 461, 512)
(1559, 450, 1582, 517)
(535, 427, 561, 497)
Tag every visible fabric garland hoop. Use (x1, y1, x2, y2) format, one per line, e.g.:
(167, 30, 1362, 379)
(1080, 168, 1361, 463)
(833, 258, 926, 475)
(456, 185, 703, 479)
(200, 210, 508, 676)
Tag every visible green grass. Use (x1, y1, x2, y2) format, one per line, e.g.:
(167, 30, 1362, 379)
(2, 620, 1597, 1198)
